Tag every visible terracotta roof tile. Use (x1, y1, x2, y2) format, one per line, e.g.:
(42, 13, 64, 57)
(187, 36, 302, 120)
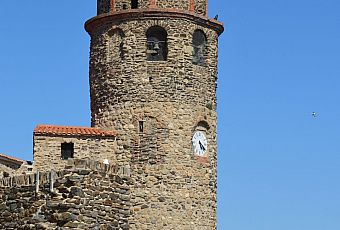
(0, 153, 25, 164)
(34, 125, 117, 137)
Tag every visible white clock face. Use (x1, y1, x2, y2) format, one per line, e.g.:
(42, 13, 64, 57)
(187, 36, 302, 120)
(192, 131, 208, 156)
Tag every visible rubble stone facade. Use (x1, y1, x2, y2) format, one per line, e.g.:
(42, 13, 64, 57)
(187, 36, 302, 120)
(86, 0, 223, 229)
(33, 125, 119, 172)
(0, 0, 223, 229)
(33, 135, 117, 172)
(0, 154, 32, 179)
(0, 159, 131, 229)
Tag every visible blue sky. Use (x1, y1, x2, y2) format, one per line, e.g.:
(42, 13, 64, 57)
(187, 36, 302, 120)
(0, 1, 340, 229)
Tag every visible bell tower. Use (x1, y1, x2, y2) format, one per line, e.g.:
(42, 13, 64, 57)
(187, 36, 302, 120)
(86, 0, 223, 229)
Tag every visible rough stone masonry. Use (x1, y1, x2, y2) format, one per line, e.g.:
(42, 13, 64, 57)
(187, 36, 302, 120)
(0, 0, 223, 229)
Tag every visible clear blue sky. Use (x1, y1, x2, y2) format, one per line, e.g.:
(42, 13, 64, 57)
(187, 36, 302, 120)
(1, 1, 340, 229)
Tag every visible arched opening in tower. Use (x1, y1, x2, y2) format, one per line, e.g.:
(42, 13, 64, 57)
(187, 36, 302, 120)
(192, 30, 207, 65)
(146, 26, 168, 61)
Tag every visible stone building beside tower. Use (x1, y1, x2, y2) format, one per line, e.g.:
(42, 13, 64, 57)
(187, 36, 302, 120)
(0, 0, 223, 229)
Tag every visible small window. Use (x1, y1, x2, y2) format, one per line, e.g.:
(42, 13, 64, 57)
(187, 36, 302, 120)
(131, 0, 138, 9)
(146, 26, 168, 61)
(192, 30, 207, 65)
(108, 28, 125, 61)
(139, 121, 144, 133)
(61, 143, 74, 160)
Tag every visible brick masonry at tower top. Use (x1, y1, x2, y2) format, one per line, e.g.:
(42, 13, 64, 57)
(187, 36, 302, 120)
(97, 0, 208, 16)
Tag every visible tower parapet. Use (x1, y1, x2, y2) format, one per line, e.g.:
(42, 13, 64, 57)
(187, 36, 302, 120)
(97, 0, 209, 16)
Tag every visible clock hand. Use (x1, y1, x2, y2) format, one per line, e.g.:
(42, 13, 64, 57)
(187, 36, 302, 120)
(199, 141, 206, 151)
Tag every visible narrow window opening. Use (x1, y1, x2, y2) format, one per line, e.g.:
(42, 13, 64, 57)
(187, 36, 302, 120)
(139, 121, 144, 133)
(61, 143, 74, 160)
(119, 41, 125, 60)
(192, 30, 207, 65)
(123, 4, 128, 10)
(146, 26, 168, 61)
(131, 0, 138, 9)
(108, 28, 125, 61)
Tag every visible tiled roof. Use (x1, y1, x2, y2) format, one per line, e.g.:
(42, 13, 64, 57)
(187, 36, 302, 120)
(0, 153, 25, 164)
(34, 125, 117, 137)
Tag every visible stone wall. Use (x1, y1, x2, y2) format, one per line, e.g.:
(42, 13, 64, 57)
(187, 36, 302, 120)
(1, 158, 216, 230)
(89, 18, 219, 121)
(0, 163, 33, 181)
(97, 0, 110, 14)
(0, 159, 131, 230)
(87, 15, 221, 229)
(33, 134, 118, 172)
(0, 1, 223, 229)
(195, 0, 207, 15)
(155, 0, 189, 11)
(96, 0, 208, 16)
(0, 164, 15, 179)
(114, 0, 151, 12)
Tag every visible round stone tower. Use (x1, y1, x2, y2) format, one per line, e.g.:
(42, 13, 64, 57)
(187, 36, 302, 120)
(85, 0, 223, 229)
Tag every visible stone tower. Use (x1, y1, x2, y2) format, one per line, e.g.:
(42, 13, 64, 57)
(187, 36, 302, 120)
(85, 0, 223, 229)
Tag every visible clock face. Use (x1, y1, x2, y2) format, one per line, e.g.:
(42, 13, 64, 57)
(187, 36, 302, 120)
(192, 131, 208, 156)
